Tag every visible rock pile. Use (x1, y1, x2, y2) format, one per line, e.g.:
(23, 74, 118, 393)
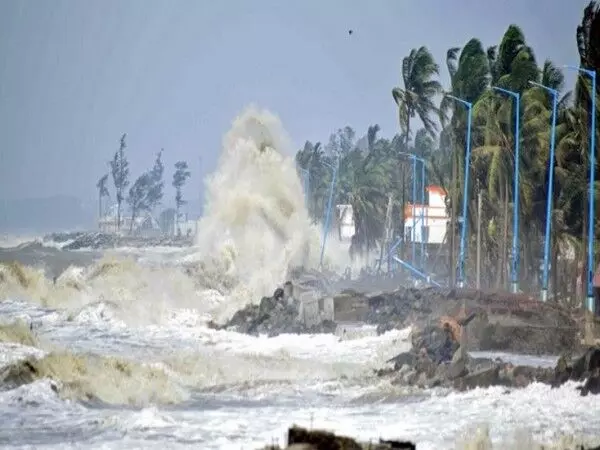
(552, 346, 600, 396)
(42, 231, 194, 250)
(364, 287, 579, 355)
(378, 319, 600, 395)
(220, 285, 336, 337)
(259, 426, 416, 449)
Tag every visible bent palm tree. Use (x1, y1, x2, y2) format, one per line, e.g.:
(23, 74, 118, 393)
(392, 46, 442, 145)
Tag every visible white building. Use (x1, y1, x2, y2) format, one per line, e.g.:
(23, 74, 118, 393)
(175, 213, 199, 238)
(98, 204, 162, 236)
(404, 185, 449, 245)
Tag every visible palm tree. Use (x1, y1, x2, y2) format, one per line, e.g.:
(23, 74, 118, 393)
(289, 1, 598, 297)
(440, 38, 490, 285)
(96, 174, 110, 226)
(392, 46, 442, 145)
(336, 125, 391, 257)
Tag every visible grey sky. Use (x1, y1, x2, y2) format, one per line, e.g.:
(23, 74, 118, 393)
(0, 0, 589, 204)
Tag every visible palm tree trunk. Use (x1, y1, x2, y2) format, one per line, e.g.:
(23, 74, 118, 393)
(450, 140, 458, 287)
(496, 181, 509, 289)
(98, 193, 102, 230)
(399, 168, 406, 262)
(523, 236, 530, 291)
(117, 202, 121, 233)
(552, 241, 559, 302)
(129, 210, 136, 234)
(502, 181, 509, 288)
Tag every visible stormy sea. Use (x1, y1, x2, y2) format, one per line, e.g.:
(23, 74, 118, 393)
(1, 108, 600, 450)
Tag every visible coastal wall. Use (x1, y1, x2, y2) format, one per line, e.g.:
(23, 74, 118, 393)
(298, 292, 334, 327)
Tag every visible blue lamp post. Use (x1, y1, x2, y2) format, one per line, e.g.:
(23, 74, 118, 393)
(411, 156, 417, 263)
(565, 65, 597, 314)
(319, 157, 339, 268)
(396, 152, 427, 268)
(446, 94, 473, 288)
(421, 162, 426, 268)
(492, 86, 521, 294)
(529, 81, 558, 303)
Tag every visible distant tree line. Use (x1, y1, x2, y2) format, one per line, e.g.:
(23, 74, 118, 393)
(96, 133, 192, 234)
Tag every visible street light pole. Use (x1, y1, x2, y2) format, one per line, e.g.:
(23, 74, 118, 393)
(319, 157, 339, 268)
(565, 65, 597, 314)
(412, 156, 417, 266)
(446, 94, 473, 288)
(421, 161, 426, 269)
(492, 86, 521, 294)
(396, 152, 426, 269)
(529, 80, 559, 303)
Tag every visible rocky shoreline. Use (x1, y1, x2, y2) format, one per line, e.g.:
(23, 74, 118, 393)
(43, 231, 194, 250)
(220, 277, 600, 397)
(259, 426, 417, 449)
(221, 281, 581, 354)
(258, 425, 600, 449)
(377, 318, 600, 396)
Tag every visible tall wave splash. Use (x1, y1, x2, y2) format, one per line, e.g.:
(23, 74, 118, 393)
(0, 107, 354, 326)
(191, 106, 325, 320)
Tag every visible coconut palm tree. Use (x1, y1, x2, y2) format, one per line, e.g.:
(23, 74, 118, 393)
(392, 46, 442, 145)
(96, 174, 110, 224)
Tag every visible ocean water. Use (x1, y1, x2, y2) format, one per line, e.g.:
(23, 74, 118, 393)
(1, 293, 600, 450)
(1, 108, 599, 449)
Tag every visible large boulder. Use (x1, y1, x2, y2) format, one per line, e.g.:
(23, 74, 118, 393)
(552, 346, 600, 395)
(379, 321, 555, 391)
(282, 426, 416, 450)
(365, 287, 579, 355)
(221, 285, 337, 337)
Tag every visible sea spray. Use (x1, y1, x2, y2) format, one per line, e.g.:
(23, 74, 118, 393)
(193, 107, 324, 321)
(0, 107, 358, 327)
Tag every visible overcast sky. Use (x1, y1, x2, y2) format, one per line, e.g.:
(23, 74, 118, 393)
(0, 0, 590, 204)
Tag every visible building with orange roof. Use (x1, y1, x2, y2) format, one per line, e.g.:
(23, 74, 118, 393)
(403, 185, 450, 245)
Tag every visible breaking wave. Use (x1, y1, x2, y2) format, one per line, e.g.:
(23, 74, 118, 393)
(0, 107, 357, 326)
(192, 107, 325, 321)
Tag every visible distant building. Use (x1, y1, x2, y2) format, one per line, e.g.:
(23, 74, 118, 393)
(404, 185, 449, 245)
(174, 213, 199, 238)
(335, 204, 356, 241)
(98, 204, 162, 236)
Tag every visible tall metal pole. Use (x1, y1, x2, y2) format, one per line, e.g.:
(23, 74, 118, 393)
(492, 86, 521, 293)
(476, 190, 482, 290)
(411, 156, 417, 266)
(529, 81, 558, 302)
(447, 95, 473, 288)
(395, 152, 426, 270)
(565, 65, 597, 314)
(420, 162, 426, 269)
(591, 71, 597, 314)
(319, 158, 338, 268)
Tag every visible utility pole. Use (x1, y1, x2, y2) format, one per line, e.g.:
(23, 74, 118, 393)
(476, 190, 482, 290)
(377, 194, 394, 273)
(450, 142, 458, 287)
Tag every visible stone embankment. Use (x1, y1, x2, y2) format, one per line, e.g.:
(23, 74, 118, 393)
(43, 231, 194, 250)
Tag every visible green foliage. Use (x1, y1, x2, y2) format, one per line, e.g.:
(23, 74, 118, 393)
(172, 161, 191, 213)
(126, 172, 153, 230)
(110, 134, 129, 230)
(96, 174, 109, 198)
(297, 4, 600, 294)
(96, 173, 110, 218)
(146, 149, 164, 210)
(126, 149, 166, 231)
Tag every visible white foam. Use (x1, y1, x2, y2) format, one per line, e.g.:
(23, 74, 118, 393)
(0, 342, 46, 367)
